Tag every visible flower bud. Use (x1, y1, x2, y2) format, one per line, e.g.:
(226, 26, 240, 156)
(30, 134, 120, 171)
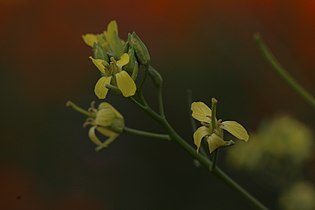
(148, 65, 163, 88)
(93, 43, 109, 62)
(124, 47, 136, 74)
(129, 32, 150, 65)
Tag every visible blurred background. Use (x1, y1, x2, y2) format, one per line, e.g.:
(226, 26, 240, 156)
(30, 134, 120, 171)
(1, 0, 315, 209)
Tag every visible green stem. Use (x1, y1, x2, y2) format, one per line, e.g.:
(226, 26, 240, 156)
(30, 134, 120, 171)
(161, 118, 213, 170)
(124, 126, 170, 140)
(129, 96, 148, 110)
(130, 88, 269, 210)
(66, 101, 92, 117)
(254, 33, 315, 109)
(211, 98, 218, 130)
(160, 117, 269, 210)
(213, 167, 269, 210)
(138, 91, 149, 107)
(138, 64, 148, 91)
(106, 84, 121, 94)
(210, 98, 219, 170)
(158, 86, 165, 117)
(130, 97, 164, 123)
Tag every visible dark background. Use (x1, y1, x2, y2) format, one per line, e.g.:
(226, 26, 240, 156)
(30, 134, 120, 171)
(1, 0, 315, 209)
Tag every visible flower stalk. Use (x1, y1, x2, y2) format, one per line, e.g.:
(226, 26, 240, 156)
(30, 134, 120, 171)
(68, 21, 271, 210)
(254, 33, 315, 109)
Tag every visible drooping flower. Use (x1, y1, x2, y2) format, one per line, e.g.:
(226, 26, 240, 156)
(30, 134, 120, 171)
(84, 102, 125, 151)
(91, 53, 137, 99)
(191, 101, 249, 153)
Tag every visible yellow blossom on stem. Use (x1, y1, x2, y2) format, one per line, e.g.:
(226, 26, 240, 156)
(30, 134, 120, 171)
(191, 100, 249, 153)
(82, 20, 125, 59)
(91, 53, 137, 99)
(84, 102, 124, 151)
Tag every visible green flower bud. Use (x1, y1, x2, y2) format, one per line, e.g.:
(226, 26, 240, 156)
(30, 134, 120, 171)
(129, 32, 150, 65)
(148, 65, 163, 87)
(124, 47, 136, 74)
(93, 43, 109, 62)
(131, 61, 139, 80)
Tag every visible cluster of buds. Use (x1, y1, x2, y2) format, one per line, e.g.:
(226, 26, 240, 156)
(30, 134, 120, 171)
(82, 21, 151, 99)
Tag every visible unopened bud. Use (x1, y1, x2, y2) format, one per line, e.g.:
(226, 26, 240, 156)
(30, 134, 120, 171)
(93, 43, 109, 62)
(148, 65, 163, 87)
(129, 32, 150, 65)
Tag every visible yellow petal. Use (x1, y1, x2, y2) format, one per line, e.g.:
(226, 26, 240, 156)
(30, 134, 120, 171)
(94, 76, 112, 99)
(88, 126, 102, 146)
(191, 102, 212, 123)
(97, 126, 116, 137)
(193, 126, 211, 152)
(107, 20, 118, 35)
(221, 121, 249, 141)
(206, 134, 226, 153)
(95, 127, 119, 151)
(82, 34, 97, 47)
(116, 53, 130, 69)
(98, 102, 124, 120)
(89, 56, 107, 73)
(95, 109, 116, 127)
(105, 20, 124, 57)
(115, 71, 136, 97)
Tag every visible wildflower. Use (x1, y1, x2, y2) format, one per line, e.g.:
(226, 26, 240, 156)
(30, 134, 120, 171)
(84, 102, 125, 151)
(82, 20, 125, 59)
(91, 53, 136, 98)
(191, 101, 249, 153)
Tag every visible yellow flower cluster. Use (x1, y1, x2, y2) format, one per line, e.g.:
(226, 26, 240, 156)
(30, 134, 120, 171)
(82, 20, 150, 99)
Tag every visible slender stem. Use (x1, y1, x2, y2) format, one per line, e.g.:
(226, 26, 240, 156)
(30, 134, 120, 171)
(211, 98, 217, 130)
(210, 98, 219, 170)
(66, 101, 92, 117)
(106, 84, 121, 93)
(160, 117, 269, 210)
(211, 150, 219, 170)
(161, 118, 213, 170)
(124, 126, 170, 140)
(254, 33, 315, 109)
(138, 91, 149, 107)
(129, 96, 147, 110)
(130, 96, 164, 123)
(158, 86, 165, 117)
(129, 85, 269, 210)
(213, 167, 269, 210)
(138, 64, 148, 91)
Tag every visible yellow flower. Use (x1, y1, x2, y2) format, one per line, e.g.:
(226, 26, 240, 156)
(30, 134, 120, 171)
(91, 53, 137, 99)
(84, 102, 124, 151)
(82, 20, 125, 59)
(191, 101, 249, 153)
